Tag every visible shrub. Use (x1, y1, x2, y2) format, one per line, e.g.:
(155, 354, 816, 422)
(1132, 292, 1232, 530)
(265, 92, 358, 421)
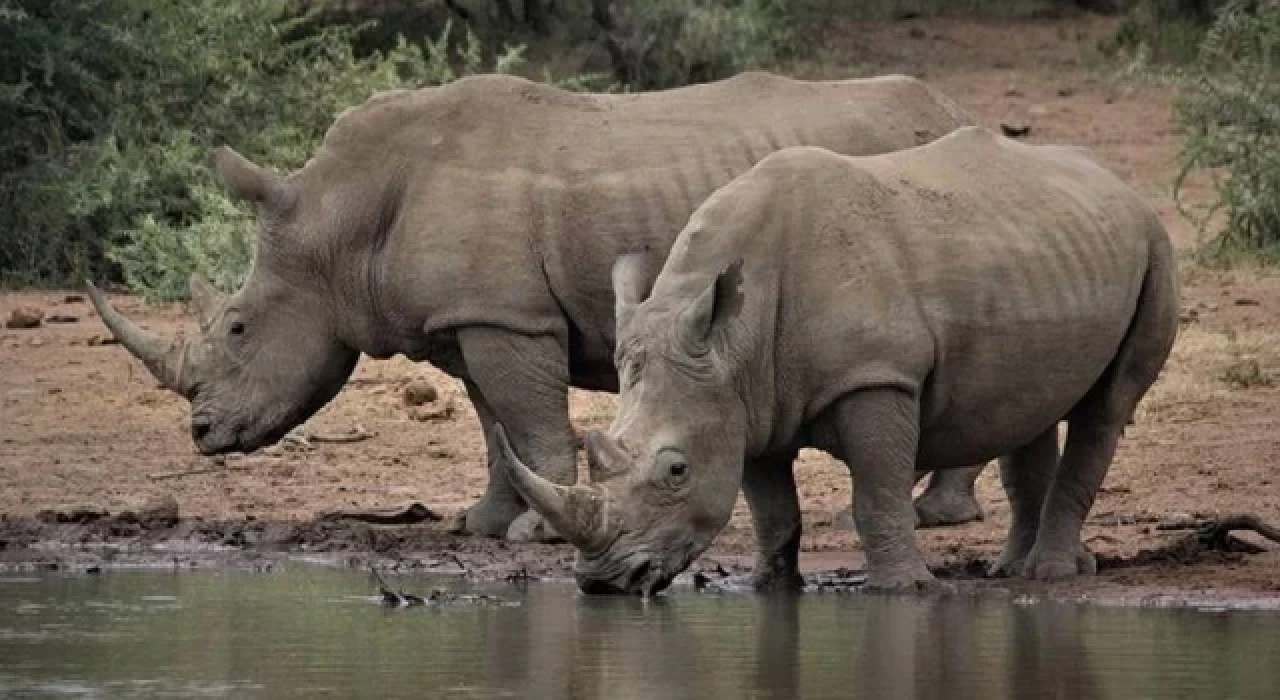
(1100, 1, 1231, 64)
(592, 0, 793, 89)
(1174, 0, 1280, 261)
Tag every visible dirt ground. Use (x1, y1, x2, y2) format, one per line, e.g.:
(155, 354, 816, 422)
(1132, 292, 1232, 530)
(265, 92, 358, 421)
(2, 16, 1279, 602)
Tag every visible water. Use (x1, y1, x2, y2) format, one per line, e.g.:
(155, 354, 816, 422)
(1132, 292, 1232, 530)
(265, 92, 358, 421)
(1, 566, 1278, 699)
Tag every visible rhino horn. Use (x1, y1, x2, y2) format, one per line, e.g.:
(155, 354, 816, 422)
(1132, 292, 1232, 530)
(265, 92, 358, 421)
(493, 424, 613, 551)
(85, 281, 192, 396)
(188, 273, 225, 328)
(584, 430, 632, 482)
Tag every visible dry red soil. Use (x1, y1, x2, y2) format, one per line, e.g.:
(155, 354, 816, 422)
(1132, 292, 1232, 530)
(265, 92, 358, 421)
(2, 17, 1278, 601)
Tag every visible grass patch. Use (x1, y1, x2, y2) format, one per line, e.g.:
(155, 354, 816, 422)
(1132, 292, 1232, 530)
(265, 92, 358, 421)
(1137, 324, 1280, 424)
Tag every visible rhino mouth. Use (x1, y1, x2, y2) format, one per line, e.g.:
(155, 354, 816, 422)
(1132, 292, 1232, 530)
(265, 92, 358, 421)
(190, 414, 292, 456)
(575, 550, 681, 597)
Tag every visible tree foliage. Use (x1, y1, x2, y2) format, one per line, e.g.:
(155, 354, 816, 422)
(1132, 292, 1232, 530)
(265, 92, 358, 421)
(1175, 0, 1280, 261)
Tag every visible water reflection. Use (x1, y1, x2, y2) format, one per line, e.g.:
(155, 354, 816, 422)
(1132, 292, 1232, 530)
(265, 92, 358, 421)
(1, 569, 1278, 699)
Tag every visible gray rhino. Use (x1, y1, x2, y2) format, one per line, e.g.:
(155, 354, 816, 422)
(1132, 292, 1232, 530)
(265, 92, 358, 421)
(85, 72, 982, 541)
(498, 126, 1179, 593)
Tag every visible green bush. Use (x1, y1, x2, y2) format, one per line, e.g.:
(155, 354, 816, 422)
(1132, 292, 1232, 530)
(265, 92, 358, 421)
(1175, 0, 1280, 261)
(1100, 1, 1229, 63)
(597, 0, 792, 88)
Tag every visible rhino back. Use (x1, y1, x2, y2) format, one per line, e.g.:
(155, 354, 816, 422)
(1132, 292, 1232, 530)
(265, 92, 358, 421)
(658, 128, 1168, 462)
(327, 73, 973, 378)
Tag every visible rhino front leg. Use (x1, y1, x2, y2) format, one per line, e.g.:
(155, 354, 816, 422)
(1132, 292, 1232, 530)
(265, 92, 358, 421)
(913, 464, 986, 528)
(743, 450, 804, 593)
(451, 326, 576, 542)
(834, 389, 947, 593)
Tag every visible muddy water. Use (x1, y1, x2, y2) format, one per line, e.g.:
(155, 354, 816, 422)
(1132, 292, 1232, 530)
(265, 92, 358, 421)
(1, 566, 1278, 699)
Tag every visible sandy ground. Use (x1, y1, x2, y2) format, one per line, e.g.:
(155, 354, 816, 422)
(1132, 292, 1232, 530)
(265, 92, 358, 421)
(2, 16, 1278, 601)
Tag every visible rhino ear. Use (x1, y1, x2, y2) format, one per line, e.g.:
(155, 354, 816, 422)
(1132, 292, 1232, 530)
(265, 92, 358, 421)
(214, 146, 295, 212)
(678, 259, 744, 355)
(612, 250, 656, 331)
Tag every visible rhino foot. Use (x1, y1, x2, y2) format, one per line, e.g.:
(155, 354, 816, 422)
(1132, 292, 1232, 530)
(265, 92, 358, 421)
(1021, 544, 1096, 581)
(864, 563, 955, 594)
(987, 546, 1030, 579)
(446, 496, 526, 539)
(913, 489, 984, 529)
(749, 567, 805, 593)
(504, 510, 565, 544)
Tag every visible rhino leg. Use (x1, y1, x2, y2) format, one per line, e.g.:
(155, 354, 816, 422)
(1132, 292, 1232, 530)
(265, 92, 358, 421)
(1023, 248, 1176, 581)
(1019, 420, 1118, 581)
(834, 389, 951, 594)
(913, 464, 986, 528)
(450, 326, 576, 543)
(988, 425, 1059, 577)
(743, 449, 804, 593)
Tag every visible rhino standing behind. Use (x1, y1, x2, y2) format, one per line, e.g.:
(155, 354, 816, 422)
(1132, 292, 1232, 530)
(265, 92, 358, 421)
(499, 126, 1179, 593)
(86, 72, 982, 541)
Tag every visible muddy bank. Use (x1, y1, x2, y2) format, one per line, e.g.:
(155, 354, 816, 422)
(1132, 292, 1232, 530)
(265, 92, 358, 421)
(4, 509, 1278, 610)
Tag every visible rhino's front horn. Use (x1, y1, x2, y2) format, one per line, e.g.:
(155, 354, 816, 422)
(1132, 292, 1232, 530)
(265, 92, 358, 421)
(85, 281, 192, 396)
(493, 424, 613, 551)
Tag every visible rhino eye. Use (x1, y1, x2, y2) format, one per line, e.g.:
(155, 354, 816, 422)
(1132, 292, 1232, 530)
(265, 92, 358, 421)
(229, 321, 245, 336)
(654, 449, 690, 488)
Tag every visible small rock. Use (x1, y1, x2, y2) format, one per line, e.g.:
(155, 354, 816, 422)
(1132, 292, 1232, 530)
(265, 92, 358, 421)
(907, 26, 927, 39)
(47, 314, 79, 324)
(139, 495, 180, 529)
(1001, 106, 1032, 137)
(87, 334, 119, 346)
(1028, 104, 1049, 118)
(1057, 86, 1075, 97)
(410, 397, 456, 422)
(6, 307, 44, 329)
(1004, 86, 1024, 97)
(401, 379, 439, 407)
(1234, 298, 1260, 306)
(64, 294, 85, 303)
(27, 337, 44, 348)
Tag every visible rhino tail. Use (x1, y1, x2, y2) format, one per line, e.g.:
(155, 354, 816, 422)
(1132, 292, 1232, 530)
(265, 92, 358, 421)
(1071, 227, 1180, 427)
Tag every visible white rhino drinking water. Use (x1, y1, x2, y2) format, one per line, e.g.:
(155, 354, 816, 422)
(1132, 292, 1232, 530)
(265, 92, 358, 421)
(85, 72, 982, 540)
(498, 126, 1179, 594)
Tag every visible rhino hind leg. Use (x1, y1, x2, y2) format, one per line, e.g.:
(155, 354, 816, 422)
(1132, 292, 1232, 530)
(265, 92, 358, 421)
(448, 327, 577, 543)
(743, 449, 805, 592)
(1022, 243, 1178, 581)
(834, 389, 953, 594)
(913, 465, 986, 528)
(988, 425, 1059, 578)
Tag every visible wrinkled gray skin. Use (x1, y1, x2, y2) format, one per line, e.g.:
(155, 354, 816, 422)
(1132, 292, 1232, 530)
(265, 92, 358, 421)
(85, 72, 984, 542)
(500, 127, 1179, 594)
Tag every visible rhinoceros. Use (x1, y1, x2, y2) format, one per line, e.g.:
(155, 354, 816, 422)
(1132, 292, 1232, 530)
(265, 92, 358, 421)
(85, 71, 983, 541)
(497, 126, 1179, 593)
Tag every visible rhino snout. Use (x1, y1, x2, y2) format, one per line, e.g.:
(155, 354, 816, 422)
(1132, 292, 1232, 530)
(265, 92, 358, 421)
(575, 558, 676, 597)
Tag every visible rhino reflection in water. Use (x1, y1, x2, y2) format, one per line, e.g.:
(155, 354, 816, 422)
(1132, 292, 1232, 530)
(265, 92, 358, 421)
(499, 127, 1178, 594)
(86, 71, 987, 542)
